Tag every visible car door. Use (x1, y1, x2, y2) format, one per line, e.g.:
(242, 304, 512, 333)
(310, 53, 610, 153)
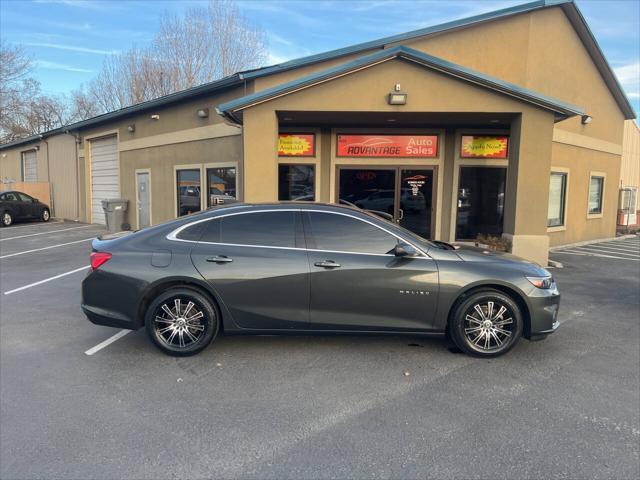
(190, 209, 311, 330)
(3, 192, 25, 219)
(303, 210, 440, 332)
(16, 192, 37, 217)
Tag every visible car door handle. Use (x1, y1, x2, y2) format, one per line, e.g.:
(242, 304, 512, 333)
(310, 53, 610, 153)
(314, 260, 341, 268)
(206, 255, 233, 263)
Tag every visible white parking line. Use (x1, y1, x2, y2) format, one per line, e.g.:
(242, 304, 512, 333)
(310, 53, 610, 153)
(3, 266, 89, 295)
(0, 237, 94, 259)
(576, 245, 640, 257)
(0, 225, 95, 241)
(84, 330, 131, 356)
(552, 250, 640, 261)
(0, 222, 64, 231)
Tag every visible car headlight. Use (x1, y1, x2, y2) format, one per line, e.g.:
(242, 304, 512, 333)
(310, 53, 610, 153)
(526, 276, 554, 289)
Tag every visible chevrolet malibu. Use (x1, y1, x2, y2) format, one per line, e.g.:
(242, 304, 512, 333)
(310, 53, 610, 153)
(81, 203, 560, 357)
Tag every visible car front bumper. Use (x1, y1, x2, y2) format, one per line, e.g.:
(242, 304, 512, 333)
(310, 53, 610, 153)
(526, 284, 561, 340)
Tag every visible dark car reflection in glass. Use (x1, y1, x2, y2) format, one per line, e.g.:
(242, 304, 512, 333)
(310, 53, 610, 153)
(82, 203, 560, 357)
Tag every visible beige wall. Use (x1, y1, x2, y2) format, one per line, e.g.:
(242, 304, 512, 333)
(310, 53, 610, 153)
(120, 135, 242, 227)
(0, 135, 78, 219)
(621, 120, 640, 189)
(547, 142, 620, 245)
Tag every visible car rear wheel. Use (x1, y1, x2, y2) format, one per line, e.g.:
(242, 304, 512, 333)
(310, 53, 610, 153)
(449, 289, 523, 358)
(1, 212, 12, 227)
(144, 288, 218, 356)
(41, 208, 50, 222)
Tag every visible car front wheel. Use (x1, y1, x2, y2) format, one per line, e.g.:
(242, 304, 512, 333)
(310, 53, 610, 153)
(144, 288, 219, 356)
(449, 289, 523, 358)
(1, 212, 12, 227)
(41, 208, 50, 222)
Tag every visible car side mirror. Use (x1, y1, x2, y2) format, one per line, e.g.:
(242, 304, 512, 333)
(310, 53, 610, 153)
(33, 198, 39, 203)
(394, 242, 418, 257)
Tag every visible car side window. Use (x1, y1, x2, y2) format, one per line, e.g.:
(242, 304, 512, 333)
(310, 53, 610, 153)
(200, 211, 297, 248)
(17, 193, 32, 202)
(4, 193, 18, 201)
(0, 194, 5, 201)
(176, 222, 206, 241)
(306, 212, 398, 255)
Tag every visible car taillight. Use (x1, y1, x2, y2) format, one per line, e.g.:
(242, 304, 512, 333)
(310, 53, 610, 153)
(90, 251, 112, 271)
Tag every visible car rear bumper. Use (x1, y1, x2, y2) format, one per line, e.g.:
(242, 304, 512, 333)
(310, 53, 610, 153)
(81, 304, 140, 330)
(81, 269, 144, 330)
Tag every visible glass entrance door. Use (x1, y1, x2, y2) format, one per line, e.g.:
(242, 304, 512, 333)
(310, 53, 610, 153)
(455, 166, 506, 240)
(338, 167, 434, 238)
(399, 169, 433, 239)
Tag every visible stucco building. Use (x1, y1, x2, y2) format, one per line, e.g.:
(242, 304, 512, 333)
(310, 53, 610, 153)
(0, 0, 636, 265)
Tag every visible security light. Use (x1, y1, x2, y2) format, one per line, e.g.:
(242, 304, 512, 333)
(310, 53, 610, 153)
(127, 124, 135, 133)
(581, 115, 592, 125)
(388, 93, 407, 105)
(197, 108, 209, 118)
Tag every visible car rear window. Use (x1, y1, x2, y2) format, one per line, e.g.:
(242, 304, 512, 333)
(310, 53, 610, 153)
(200, 211, 296, 248)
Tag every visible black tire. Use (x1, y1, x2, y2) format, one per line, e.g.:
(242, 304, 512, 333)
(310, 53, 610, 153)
(144, 287, 219, 356)
(41, 208, 50, 222)
(1, 211, 12, 227)
(449, 289, 523, 358)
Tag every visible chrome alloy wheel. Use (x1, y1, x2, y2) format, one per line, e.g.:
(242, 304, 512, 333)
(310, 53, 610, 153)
(42, 209, 50, 221)
(463, 301, 514, 351)
(153, 298, 206, 349)
(2, 212, 12, 226)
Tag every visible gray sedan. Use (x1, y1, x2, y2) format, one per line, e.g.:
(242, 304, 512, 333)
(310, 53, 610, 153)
(81, 202, 560, 357)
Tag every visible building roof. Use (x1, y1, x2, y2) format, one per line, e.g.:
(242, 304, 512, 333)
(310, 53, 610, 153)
(1, 0, 634, 151)
(0, 74, 244, 150)
(238, 0, 634, 120)
(217, 45, 585, 123)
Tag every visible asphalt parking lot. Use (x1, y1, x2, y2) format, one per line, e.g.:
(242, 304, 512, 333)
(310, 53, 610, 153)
(0, 222, 638, 480)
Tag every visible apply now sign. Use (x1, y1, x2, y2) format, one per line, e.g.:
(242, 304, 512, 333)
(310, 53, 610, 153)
(461, 135, 509, 158)
(337, 135, 438, 158)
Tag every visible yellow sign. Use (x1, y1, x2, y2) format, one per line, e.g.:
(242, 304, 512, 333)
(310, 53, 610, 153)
(278, 134, 315, 156)
(461, 135, 508, 158)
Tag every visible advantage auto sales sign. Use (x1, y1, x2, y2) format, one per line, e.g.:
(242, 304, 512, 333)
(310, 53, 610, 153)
(337, 134, 438, 158)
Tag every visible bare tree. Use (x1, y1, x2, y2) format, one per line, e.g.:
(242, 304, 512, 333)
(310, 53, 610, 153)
(0, 40, 74, 143)
(75, 0, 266, 114)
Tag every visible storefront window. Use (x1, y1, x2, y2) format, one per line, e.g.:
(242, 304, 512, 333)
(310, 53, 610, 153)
(176, 169, 201, 216)
(588, 176, 604, 214)
(547, 172, 567, 227)
(206, 167, 236, 207)
(278, 164, 315, 201)
(455, 166, 506, 240)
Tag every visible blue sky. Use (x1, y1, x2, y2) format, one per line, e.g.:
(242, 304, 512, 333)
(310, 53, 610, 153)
(1, 0, 639, 114)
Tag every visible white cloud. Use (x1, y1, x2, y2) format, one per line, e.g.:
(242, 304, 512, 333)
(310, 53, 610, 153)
(25, 42, 120, 55)
(614, 61, 640, 99)
(35, 60, 93, 73)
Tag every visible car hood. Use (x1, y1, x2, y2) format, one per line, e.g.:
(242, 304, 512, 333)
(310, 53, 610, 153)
(452, 244, 541, 268)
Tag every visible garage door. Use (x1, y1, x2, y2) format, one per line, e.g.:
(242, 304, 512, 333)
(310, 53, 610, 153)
(22, 150, 37, 182)
(90, 135, 119, 224)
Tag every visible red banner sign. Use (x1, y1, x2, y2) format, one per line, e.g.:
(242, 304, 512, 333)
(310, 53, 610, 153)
(460, 135, 508, 158)
(278, 133, 315, 157)
(337, 134, 438, 158)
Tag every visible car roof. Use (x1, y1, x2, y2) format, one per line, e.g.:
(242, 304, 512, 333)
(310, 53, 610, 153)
(209, 201, 365, 214)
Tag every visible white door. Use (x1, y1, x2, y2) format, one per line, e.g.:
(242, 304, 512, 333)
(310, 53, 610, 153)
(136, 171, 150, 229)
(23, 150, 37, 182)
(90, 136, 119, 224)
